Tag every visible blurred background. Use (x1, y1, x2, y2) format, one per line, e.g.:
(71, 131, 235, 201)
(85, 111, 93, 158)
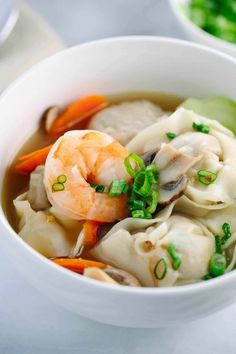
(26, 0, 184, 45)
(0, 0, 186, 91)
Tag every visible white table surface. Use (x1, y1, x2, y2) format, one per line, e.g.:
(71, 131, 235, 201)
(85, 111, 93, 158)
(2, 0, 236, 353)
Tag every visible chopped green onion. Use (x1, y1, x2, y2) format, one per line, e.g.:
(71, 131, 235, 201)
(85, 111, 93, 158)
(221, 222, 231, 245)
(57, 174, 67, 184)
(131, 210, 145, 218)
(145, 189, 159, 214)
(167, 243, 182, 270)
(122, 183, 130, 194)
(193, 122, 210, 134)
(131, 210, 152, 219)
(146, 164, 159, 184)
(209, 253, 226, 277)
(144, 212, 153, 219)
(133, 171, 152, 197)
(127, 199, 145, 211)
(166, 132, 176, 140)
(109, 179, 128, 197)
(90, 183, 106, 193)
(52, 183, 65, 192)
(153, 258, 168, 280)
(124, 153, 145, 178)
(215, 235, 221, 254)
(197, 169, 217, 185)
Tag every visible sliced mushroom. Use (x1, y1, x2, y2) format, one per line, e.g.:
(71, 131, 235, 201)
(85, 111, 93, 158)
(97, 222, 116, 240)
(141, 148, 159, 166)
(153, 144, 201, 185)
(84, 266, 141, 287)
(104, 266, 141, 286)
(44, 106, 61, 133)
(159, 175, 187, 206)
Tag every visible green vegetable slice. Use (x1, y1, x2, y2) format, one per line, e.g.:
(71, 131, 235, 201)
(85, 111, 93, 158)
(181, 96, 236, 135)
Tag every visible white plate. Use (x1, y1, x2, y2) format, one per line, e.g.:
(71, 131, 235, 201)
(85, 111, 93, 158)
(0, 0, 18, 45)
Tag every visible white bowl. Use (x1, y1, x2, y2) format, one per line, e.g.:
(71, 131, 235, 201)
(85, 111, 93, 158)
(169, 0, 236, 58)
(1, 37, 236, 328)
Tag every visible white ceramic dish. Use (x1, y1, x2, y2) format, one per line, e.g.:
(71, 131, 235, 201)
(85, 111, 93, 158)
(1, 37, 236, 328)
(169, 0, 236, 58)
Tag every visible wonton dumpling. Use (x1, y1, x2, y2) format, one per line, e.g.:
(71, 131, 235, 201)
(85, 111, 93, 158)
(28, 165, 51, 211)
(91, 209, 214, 287)
(127, 108, 236, 214)
(88, 100, 165, 145)
(14, 193, 81, 258)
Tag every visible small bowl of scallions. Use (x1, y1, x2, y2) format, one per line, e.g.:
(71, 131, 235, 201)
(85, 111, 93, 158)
(169, 0, 236, 58)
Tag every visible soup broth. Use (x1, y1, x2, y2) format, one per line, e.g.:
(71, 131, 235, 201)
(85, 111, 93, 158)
(3, 91, 183, 231)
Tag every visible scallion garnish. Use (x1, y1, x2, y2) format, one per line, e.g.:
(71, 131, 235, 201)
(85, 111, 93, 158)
(153, 258, 168, 280)
(52, 174, 67, 192)
(166, 132, 176, 140)
(52, 182, 65, 192)
(146, 164, 159, 184)
(167, 243, 182, 270)
(197, 169, 217, 185)
(215, 235, 221, 254)
(192, 122, 209, 134)
(122, 153, 160, 219)
(90, 183, 106, 193)
(124, 153, 145, 178)
(221, 222, 231, 245)
(122, 183, 130, 194)
(209, 253, 226, 277)
(109, 179, 128, 197)
(131, 210, 152, 219)
(133, 171, 152, 197)
(127, 199, 145, 211)
(57, 174, 67, 184)
(145, 189, 159, 214)
(131, 210, 145, 218)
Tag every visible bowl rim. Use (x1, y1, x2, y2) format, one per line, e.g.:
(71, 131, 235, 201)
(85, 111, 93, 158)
(1, 35, 236, 295)
(168, 0, 236, 51)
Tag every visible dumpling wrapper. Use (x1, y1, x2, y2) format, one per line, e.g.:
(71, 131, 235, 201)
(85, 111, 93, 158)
(14, 193, 82, 258)
(91, 205, 214, 287)
(88, 100, 166, 145)
(28, 165, 51, 211)
(127, 108, 236, 214)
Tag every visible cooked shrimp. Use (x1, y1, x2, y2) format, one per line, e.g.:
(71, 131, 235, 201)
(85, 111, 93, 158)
(44, 130, 130, 222)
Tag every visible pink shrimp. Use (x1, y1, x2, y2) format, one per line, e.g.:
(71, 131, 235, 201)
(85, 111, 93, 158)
(44, 130, 130, 222)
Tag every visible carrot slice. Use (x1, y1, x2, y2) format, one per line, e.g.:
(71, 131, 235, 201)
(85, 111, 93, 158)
(15, 144, 53, 174)
(49, 95, 108, 138)
(83, 220, 101, 247)
(52, 257, 106, 274)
